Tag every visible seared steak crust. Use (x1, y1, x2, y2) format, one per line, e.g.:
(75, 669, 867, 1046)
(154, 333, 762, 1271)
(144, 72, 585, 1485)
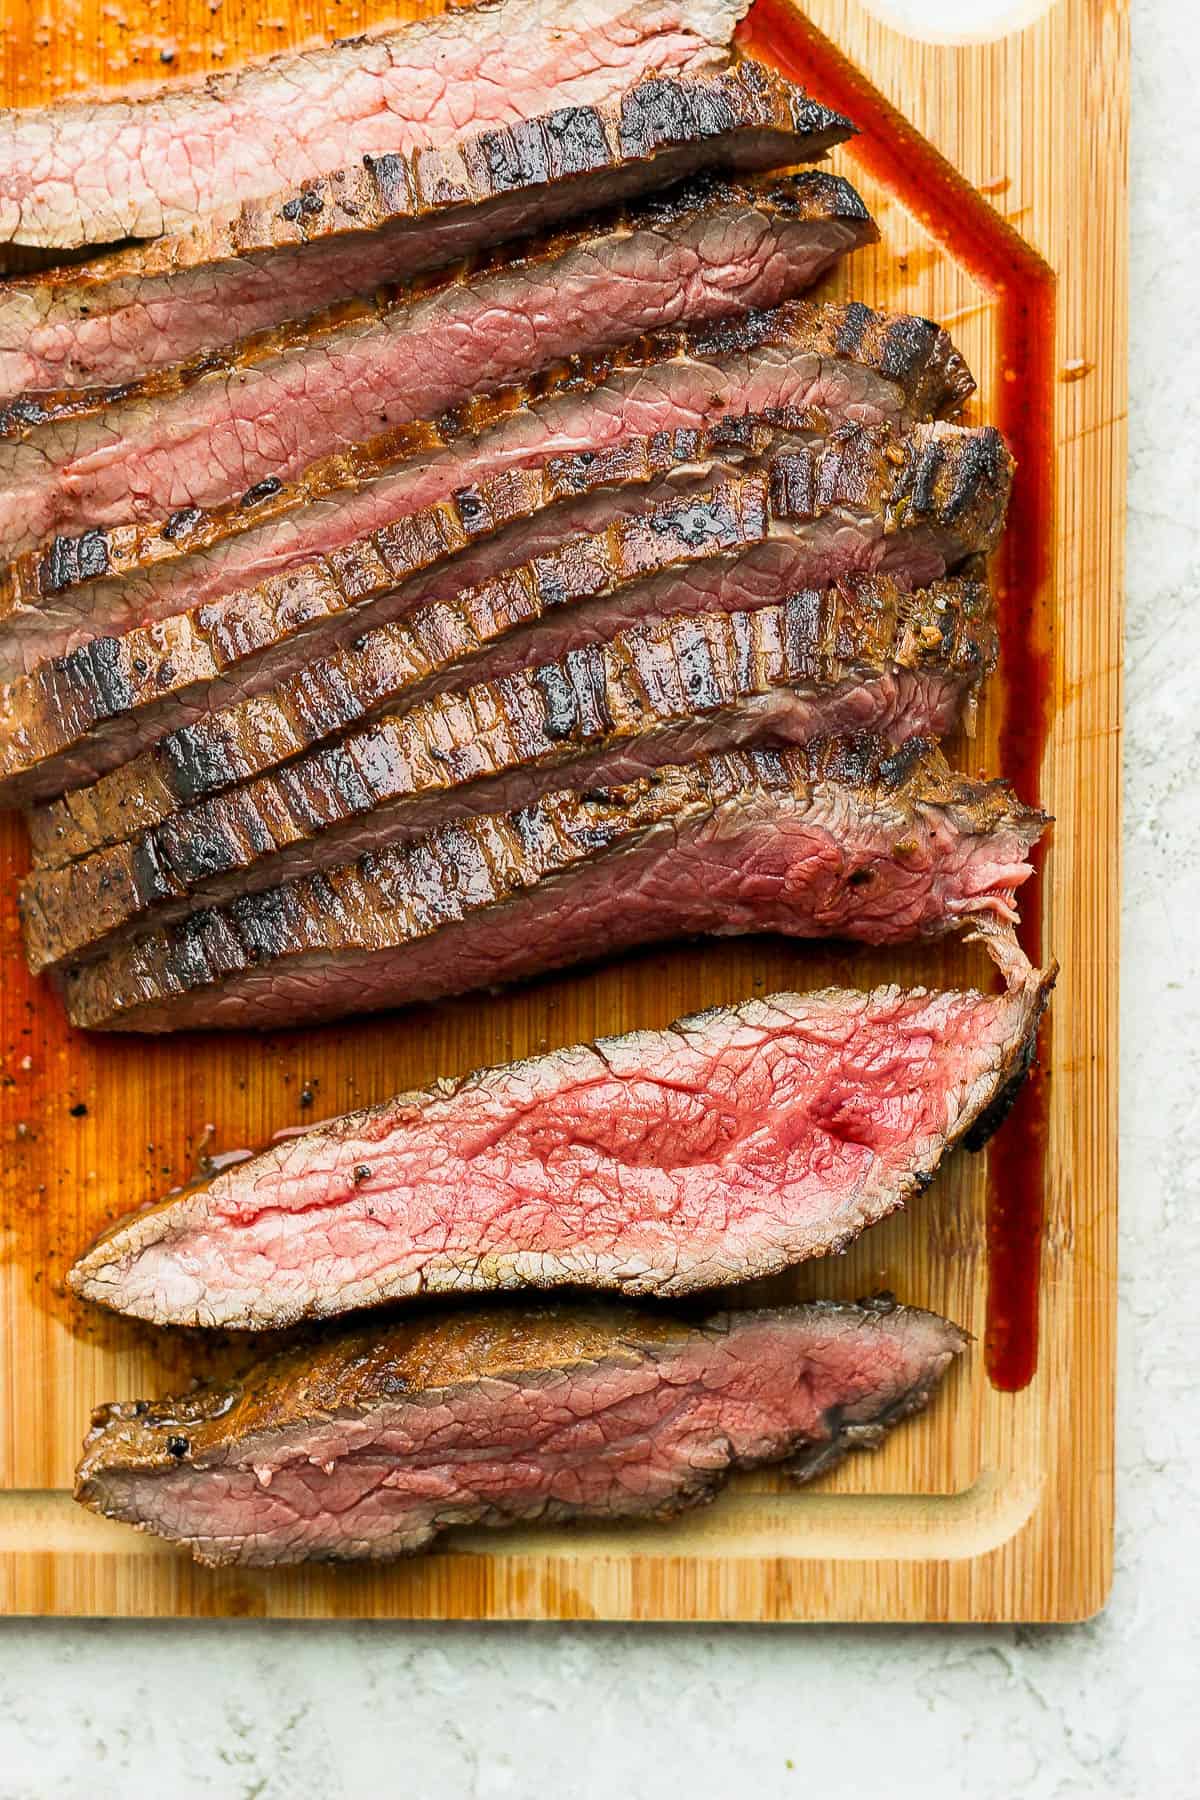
(0, 62, 852, 395)
(0, 172, 875, 561)
(21, 579, 997, 972)
(2, 0, 752, 248)
(0, 421, 1012, 808)
(60, 736, 1047, 1033)
(69, 964, 1052, 1328)
(29, 566, 993, 869)
(0, 171, 870, 443)
(0, 298, 974, 674)
(73, 1296, 966, 1564)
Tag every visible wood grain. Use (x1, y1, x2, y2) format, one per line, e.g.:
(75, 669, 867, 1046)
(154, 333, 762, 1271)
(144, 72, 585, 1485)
(0, 0, 1124, 1621)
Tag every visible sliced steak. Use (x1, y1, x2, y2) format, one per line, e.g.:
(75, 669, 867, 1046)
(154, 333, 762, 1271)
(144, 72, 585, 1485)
(70, 956, 1052, 1328)
(22, 580, 997, 973)
(0, 301, 974, 677)
(1, 0, 751, 248)
(0, 63, 851, 396)
(60, 737, 1047, 1034)
(0, 421, 1013, 808)
(74, 1296, 966, 1565)
(0, 172, 875, 561)
(28, 562, 993, 870)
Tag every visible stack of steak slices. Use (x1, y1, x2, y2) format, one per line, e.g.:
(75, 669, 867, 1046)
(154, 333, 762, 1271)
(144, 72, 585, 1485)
(0, 0, 1052, 1564)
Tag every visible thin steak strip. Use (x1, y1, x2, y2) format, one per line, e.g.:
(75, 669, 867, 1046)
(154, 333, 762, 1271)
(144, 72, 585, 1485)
(60, 736, 1047, 1034)
(0, 300, 974, 677)
(28, 561, 992, 870)
(21, 579, 998, 973)
(70, 960, 1052, 1329)
(74, 1296, 966, 1565)
(0, 63, 852, 395)
(0, 0, 751, 247)
(0, 171, 875, 561)
(0, 421, 1013, 807)
(25, 420, 819, 847)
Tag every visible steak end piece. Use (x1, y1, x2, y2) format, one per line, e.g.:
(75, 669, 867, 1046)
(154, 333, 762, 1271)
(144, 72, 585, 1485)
(58, 736, 1048, 1035)
(73, 1296, 967, 1565)
(70, 947, 1054, 1330)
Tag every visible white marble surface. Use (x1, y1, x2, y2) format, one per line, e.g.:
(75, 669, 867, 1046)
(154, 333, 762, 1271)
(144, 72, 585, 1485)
(1, 4, 1197, 1794)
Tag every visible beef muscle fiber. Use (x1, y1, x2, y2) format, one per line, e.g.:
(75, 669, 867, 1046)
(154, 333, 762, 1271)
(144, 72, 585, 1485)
(0, 171, 875, 562)
(71, 953, 1053, 1329)
(60, 737, 1047, 1035)
(0, 300, 974, 679)
(0, 420, 1012, 808)
(0, 0, 751, 248)
(0, 63, 852, 396)
(21, 577, 998, 973)
(74, 1296, 966, 1564)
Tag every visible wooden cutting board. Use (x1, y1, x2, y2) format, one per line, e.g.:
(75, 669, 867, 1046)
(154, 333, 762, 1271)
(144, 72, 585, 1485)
(0, 0, 1125, 1621)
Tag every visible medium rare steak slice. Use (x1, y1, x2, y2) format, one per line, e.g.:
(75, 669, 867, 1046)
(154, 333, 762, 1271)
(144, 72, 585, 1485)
(0, 64, 852, 396)
(0, 301, 974, 677)
(73, 1297, 966, 1564)
(1, 0, 751, 247)
(22, 581, 997, 973)
(0, 422, 1013, 808)
(0, 172, 875, 561)
(60, 737, 1047, 1034)
(71, 960, 1052, 1328)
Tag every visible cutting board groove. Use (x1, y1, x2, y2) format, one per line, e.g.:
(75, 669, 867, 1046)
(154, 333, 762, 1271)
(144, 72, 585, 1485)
(0, 0, 1124, 1621)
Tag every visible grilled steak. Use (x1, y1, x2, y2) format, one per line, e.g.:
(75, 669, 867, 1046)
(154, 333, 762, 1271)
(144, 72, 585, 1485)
(1, 0, 751, 247)
(0, 301, 974, 677)
(71, 959, 1052, 1328)
(60, 737, 1046, 1034)
(0, 64, 851, 396)
(0, 422, 1012, 807)
(22, 581, 997, 973)
(73, 1296, 966, 1564)
(0, 172, 875, 561)
(28, 564, 992, 870)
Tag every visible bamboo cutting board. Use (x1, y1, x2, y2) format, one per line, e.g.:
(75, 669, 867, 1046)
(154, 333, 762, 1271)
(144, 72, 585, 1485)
(0, 0, 1124, 1621)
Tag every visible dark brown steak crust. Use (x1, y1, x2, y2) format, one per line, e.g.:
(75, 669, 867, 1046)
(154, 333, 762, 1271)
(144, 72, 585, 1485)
(59, 736, 1047, 1034)
(0, 298, 974, 678)
(0, 62, 852, 395)
(69, 963, 1052, 1329)
(26, 558, 990, 872)
(1, 0, 751, 247)
(0, 172, 876, 561)
(21, 578, 997, 972)
(74, 1296, 966, 1564)
(0, 420, 1013, 808)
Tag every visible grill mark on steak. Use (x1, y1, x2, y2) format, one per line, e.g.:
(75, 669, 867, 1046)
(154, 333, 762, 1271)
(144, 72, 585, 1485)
(1, 420, 1012, 811)
(73, 1296, 966, 1564)
(0, 0, 752, 247)
(0, 62, 852, 396)
(58, 737, 1048, 1034)
(21, 578, 998, 972)
(0, 299, 973, 679)
(69, 952, 1052, 1328)
(0, 171, 876, 563)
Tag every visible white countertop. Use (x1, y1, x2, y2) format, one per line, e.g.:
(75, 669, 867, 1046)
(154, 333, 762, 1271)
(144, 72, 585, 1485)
(1, 3, 1195, 1793)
